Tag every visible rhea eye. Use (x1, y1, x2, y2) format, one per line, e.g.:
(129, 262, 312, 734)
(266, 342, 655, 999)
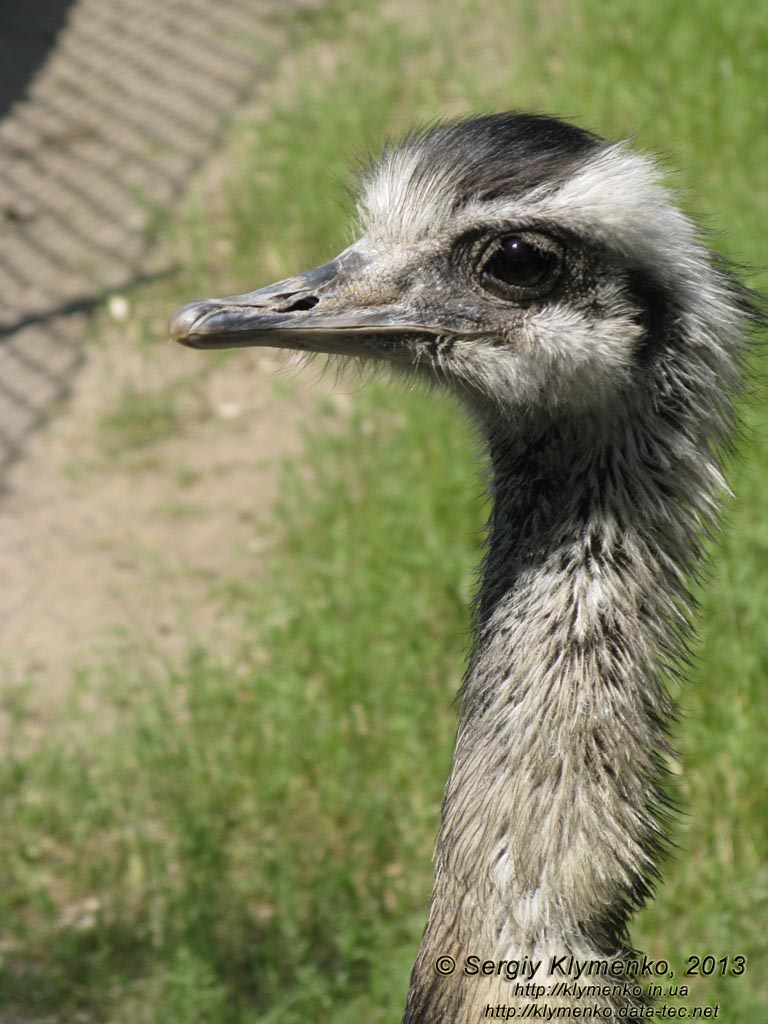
(482, 235, 561, 294)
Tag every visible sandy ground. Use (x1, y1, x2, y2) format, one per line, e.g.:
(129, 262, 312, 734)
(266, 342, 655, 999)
(0, 316, 326, 703)
(0, 40, 349, 732)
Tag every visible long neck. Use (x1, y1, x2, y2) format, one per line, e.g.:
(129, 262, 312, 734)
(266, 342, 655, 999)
(403, 403, 719, 1023)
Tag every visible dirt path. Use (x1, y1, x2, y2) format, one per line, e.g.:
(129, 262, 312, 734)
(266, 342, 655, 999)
(0, 0, 337, 725)
(0, 325, 329, 707)
(0, 0, 318, 475)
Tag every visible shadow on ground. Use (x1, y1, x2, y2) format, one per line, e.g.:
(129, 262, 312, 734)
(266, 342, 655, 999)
(0, 2, 77, 118)
(0, 0, 301, 480)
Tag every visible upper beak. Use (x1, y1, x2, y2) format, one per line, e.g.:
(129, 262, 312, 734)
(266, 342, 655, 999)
(169, 248, 436, 358)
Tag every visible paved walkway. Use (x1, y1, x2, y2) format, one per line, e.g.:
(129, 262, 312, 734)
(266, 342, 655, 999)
(0, 0, 313, 479)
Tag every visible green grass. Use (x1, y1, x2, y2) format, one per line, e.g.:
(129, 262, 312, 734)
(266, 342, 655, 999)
(2, 1, 767, 1021)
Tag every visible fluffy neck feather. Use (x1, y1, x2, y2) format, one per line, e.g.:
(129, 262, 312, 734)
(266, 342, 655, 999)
(402, 305, 744, 1022)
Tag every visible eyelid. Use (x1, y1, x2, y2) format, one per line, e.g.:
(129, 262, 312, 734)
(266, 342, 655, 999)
(475, 227, 557, 260)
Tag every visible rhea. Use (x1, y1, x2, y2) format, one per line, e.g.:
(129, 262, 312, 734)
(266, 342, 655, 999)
(170, 113, 754, 1020)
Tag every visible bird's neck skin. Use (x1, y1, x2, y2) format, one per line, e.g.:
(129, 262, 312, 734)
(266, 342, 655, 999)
(404, 409, 694, 1022)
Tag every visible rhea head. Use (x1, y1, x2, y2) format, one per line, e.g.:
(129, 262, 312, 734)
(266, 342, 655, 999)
(171, 112, 742, 445)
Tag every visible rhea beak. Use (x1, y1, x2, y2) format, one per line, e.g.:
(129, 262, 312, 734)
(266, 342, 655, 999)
(170, 246, 439, 360)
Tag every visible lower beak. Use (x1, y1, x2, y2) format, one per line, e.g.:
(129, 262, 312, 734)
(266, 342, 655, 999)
(169, 252, 433, 358)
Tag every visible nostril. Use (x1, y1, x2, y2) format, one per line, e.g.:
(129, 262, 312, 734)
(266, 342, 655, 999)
(281, 295, 319, 312)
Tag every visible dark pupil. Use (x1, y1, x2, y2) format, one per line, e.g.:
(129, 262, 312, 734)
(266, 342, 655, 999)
(486, 237, 554, 288)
